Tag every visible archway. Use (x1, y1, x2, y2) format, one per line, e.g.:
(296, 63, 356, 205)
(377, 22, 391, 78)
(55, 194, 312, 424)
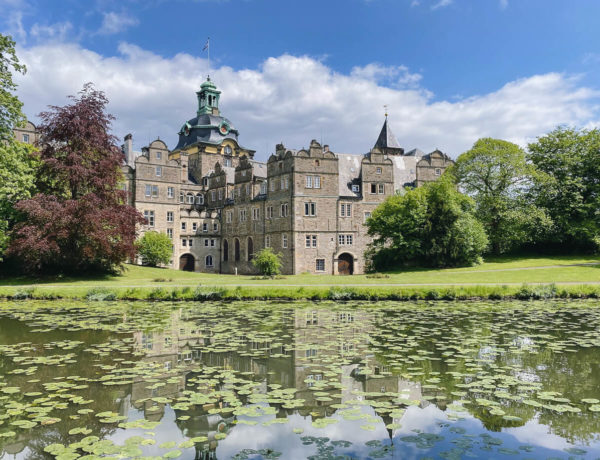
(338, 253, 354, 275)
(234, 238, 240, 261)
(179, 254, 195, 272)
(247, 237, 254, 261)
(223, 239, 229, 262)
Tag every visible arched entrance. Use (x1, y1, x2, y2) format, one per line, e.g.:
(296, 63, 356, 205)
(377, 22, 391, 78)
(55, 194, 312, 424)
(179, 254, 195, 272)
(338, 253, 354, 275)
(234, 238, 240, 261)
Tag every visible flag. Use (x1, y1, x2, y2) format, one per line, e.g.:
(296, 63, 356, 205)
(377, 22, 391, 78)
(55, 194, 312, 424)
(203, 38, 209, 51)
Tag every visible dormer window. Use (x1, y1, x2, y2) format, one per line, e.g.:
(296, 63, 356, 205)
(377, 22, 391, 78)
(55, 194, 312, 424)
(224, 145, 232, 155)
(156, 152, 162, 160)
(352, 184, 360, 193)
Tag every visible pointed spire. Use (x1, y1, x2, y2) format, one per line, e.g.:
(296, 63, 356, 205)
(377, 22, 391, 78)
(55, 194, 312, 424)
(374, 117, 401, 150)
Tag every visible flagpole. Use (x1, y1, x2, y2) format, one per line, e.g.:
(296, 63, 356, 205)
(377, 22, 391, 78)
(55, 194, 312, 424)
(207, 37, 210, 79)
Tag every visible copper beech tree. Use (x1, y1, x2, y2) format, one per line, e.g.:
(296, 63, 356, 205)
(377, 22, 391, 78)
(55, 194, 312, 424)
(9, 84, 144, 273)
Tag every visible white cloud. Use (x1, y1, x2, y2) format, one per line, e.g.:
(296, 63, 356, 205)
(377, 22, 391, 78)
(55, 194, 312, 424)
(29, 21, 73, 42)
(97, 11, 139, 35)
(13, 42, 600, 160)
(499, 0, 508, 9)
(431, 0, 452, 10)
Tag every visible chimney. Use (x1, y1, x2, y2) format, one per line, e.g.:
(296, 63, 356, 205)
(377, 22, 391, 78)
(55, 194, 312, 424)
(123, 134, 133, 167)
(323, 145, 330, 152)
(180, 153, 189, 183)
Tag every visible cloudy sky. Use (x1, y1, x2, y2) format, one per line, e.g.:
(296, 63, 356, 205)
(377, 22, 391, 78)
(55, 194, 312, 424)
(3, 0, 600, 160)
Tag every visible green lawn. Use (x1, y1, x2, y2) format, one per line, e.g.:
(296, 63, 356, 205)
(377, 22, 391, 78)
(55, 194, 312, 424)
(1, 255, 599, 292)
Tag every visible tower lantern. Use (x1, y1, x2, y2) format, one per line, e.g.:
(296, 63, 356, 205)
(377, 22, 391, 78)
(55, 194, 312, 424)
(196, 77, 221, 116)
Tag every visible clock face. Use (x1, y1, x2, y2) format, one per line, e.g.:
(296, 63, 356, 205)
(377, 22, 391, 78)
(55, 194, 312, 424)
(219, 122, 229, 135)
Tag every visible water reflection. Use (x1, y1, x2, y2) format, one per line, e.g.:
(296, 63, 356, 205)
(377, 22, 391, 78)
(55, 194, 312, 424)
(1, 301, 600, 459)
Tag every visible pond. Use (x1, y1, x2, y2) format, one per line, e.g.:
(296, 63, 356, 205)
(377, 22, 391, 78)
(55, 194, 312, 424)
(0, 300, 599, 460)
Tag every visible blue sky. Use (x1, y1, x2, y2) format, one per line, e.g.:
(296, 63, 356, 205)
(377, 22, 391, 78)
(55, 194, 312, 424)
(2, 0, 600, 159)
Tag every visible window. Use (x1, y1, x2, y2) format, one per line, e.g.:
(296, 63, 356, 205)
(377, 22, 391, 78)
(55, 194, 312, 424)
(282, 234, 288, 248)
(167, 187, 174, 198)
(239, 209, 247, 222)
(270, 180, 275, 192)
(314, 176, 321, 189)
(226, 211, 232, 223)
(204, 239, 209, 247)
(378, 183, 384, 194)
(192, 222, 197, 232)
(203, 177, 209, 187)
(202, 223, 208, 232)
(246, 183, 250, 196)
(167, 228, 173, 239)
(352, 184, 360, 193)
(218, 189, 223, 200)
(284, 177, 289, 189)
(340, 203, 352, 217)
(305, 176, 312, 188)
(224, 157, 232, 167)
(181, 222, 186, 231)
(364, 211, 372, 222)
(205, 255, 213, 267)
(144, 210, 155, 227)
(376, 167, 382, 174)
(152, 185, 158, 197)
(267, 206, 273, 219)
(370, 183, 376, 194)
(167, 211, 174, 223)
(156, 166, 162, 177)
(305, 235, 317, 248)
(304, 202, 316, 216)
(338, 234, 353, 245)
(156, 151, 162, 160)
(211, 191, 216, 201)
(223, 240, 229, 261)
(145, 184, 152, 197)
(260, 182, 267, 194)
(196, 194, 203, 204)
(316, 259, 325, 271)
(188, 239, 193, 247)
(22, 133, 29, 143)
(179, 192, 184, 203)
(280, 177, 285, 190)
(187, 193, 194, 204)
(252, 208, 260, 220)
(182, 239, 187, 247)
(280, 203, 289, 217)
(224, 145, 232, 155)
(435, 168, 442, 176)
(247, 237, 254, 261)
(265, 235, 271, 247)
(213, 222, 218, 232)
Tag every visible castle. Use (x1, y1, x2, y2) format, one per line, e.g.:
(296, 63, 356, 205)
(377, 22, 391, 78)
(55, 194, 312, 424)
(15, 78, 453, 275)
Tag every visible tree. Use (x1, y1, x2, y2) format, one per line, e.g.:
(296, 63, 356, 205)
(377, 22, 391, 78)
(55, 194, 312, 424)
(449, 138, 550, 254)
(366, 179, 488, 269)
(0, 33, 26, 142)
(252, 248, 282, 277)
(8, 84, 145, 273)
(136, 231, 173, 267)
(0, 141, 38, 260)
(527, 127, 600, 251)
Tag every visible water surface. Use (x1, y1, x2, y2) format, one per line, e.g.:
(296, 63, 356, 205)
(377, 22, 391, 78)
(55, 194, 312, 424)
(0, 300, 599, 459)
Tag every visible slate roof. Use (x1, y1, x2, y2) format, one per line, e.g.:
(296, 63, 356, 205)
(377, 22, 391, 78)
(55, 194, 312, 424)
(250, 160, 267, 178)
(374, 118, 401, 149)
(173, 113, 241, 151)
(404, 148, 425, 157)
(335, 153, 363, 197)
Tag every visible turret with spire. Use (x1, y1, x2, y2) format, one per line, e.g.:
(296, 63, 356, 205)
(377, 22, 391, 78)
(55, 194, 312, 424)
(374, 112, 404, 155)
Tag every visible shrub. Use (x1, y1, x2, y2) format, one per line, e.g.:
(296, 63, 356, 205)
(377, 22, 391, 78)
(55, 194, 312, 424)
(515, 283, 557, 300)
(328, 287, 357, 301)
(86, 288, 116, 301)
(12, 287, 34, 299)
(136, 231, 173, 267)
(251, 248, 282, 278)
(147, 287, 170, 300)
(366, 272, 390, 279)
(193, 286, 227, 301)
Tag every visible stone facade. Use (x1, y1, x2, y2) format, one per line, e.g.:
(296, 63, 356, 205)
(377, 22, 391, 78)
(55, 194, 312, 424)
(21, 78, 454, 275)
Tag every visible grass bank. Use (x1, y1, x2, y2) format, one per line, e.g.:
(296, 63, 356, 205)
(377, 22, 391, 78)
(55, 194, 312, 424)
(2, 282, 600, 302)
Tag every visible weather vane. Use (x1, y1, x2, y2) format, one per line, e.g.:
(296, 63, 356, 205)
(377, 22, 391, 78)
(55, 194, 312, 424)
(384, 104, 388, 118)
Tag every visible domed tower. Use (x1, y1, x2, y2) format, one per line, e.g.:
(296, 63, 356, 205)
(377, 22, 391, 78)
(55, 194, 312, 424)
(170, 77, 255, 184)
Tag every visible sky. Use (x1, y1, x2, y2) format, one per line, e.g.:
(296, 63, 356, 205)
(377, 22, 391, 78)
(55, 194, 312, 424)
(2, 0, 600, 160)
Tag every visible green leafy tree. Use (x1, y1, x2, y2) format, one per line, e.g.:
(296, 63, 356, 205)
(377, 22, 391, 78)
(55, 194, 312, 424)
(366, 179, 488, 269)
(527, 127, 600, 251)
(0, 141, 39, 260)
(0, 34, 26, 141)
(449, 138, 550, 254)
(252, 247, 282, 277)
(136, 231, 173, 267)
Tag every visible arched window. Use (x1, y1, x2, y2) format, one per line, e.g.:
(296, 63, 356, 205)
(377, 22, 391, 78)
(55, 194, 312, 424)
(195, 193, 204, 204)
(205, 255, 213, 267)
(223, 239, 229, 262)
(234, 238, 240, 261)
(187, 193, 194, 204)
(247, 237, 254, 261)
(224, 145, 232, 155)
